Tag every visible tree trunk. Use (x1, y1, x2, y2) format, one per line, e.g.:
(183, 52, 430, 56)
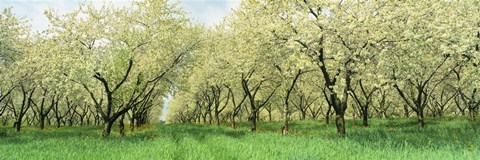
(335, 113, 345, 135)
(119, 114, 125, 137)
(130, 114, 135, 132)
(282, 104, 289, 135)
(268, 110, 272, 122)
(417, 110, 425, 128)
(469, 109, 477, 124)
(256, 110, 261, 122)
(251, 118, 257, 132)
(208, 112, 213, 124)
(202, 113, 206, 124)
(282, 69, 303, 135)
(40, 115, 45, 130)
(15, 118, 22, 132)
(282, 114, 288, 135)
(362, 107, 369, 127)
(326, 105, 332, 125)
(250, 112, 257, 132)
(103, 120, 114, 137)
(231, 115, 236, 129)
(79, 116, 84, 126)
(438, 109, 444, 117)
(56, 118, 61, 128)
(215, 112, 220, 126)
(86, 116, 90, 126)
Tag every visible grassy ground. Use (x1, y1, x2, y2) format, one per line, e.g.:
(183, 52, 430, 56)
(0, 118, 479, 160)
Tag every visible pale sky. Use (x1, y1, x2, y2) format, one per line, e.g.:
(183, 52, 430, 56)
(0, 0, 241, 32)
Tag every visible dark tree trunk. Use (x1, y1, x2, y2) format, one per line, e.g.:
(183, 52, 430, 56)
(226, 85, 247, 129)
(130, 112, 135, 132)
(202, 113, 207, 123)
(335, 112, 345, 135)
(85, 113, 91, 126)
(241, 69, 278, 132)
(469, 109, 478, 124)
(334, 69, 349, 135)
(79, 116, 84, 126)
(280, 69, 304, 135)
(322, 88, 334, 125)
(301, 112, 306, 120)
(40, 96, 56, 130)
(208, 112, 213, 124)
(256, 109, 261, 122)
(326, 105, 332, 125)
(393, 56, 452, 129)
(39, 115, 45, 129)
(231, 115, 236, 129)
(349, 79, 376, 127)
(362, 107, 369, 127)
(68, 118, 73, 127)
(15, 118, 22, 132)
(103, 120, 114, 137)
(250, 112, 257, 132)
(268, 111, 272, 122)
(211, 85, 229, 126)
(417, 110, 425, 128)
(56, 118, 61, 128)
(215, 113, 220, 126)
(119, 114, 125, 136)
(14, 85, 35, 132)
(46, 115, 52, 126)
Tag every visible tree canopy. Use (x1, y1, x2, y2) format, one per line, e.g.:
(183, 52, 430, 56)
(0, 0, 479, 136)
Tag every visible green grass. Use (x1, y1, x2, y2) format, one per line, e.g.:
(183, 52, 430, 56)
(0, 118, 479, 160)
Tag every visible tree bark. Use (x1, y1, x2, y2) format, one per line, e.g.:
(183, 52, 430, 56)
(15, 118, 22, 132)
(326, 105, 332, 125)
(226, 85, 247, 129)
(279, 68, 304, 135)
(242, 70, 278, 132)
(103, 120, 114, 137)
(250, 112, 257, 132)
(39, 115, 45, 130)
(119, 114, 125, 136)
(231, 115, 236, 129)
(14, 85, 35, 132)
(469, 109, 478, 124)
(417, 110, 425, 128)
(362, 108, 369, 127)
(130, 112, 135, 132)
(335, 113, 345, 135)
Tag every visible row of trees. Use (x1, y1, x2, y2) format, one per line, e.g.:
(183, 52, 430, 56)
(1, 0, 479, 137)
(0, 0, 202, 136)
(167, 0, 480, 135)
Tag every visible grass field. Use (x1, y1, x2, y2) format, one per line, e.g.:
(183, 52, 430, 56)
(1, 118, 479, 160)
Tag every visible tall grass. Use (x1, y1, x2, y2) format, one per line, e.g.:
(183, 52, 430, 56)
(0, 118, 478, 160)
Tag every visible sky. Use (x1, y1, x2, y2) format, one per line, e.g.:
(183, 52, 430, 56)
(0, 0, 241, 32)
